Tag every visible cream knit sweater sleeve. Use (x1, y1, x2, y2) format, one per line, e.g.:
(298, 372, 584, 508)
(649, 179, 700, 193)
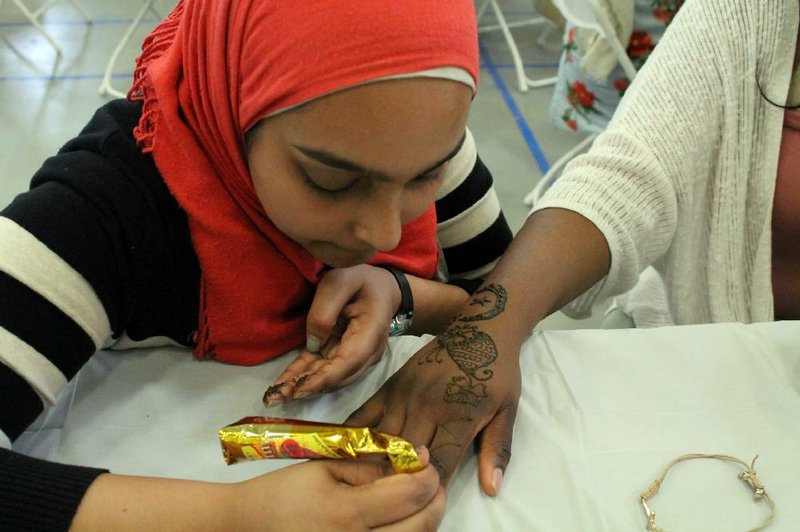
(533, 0, 798, 324)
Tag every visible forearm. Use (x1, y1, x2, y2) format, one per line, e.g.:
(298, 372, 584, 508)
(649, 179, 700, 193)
(476, 207, 610, 340)
(72, 473, 237, 531)
(410, 208, 609, 338)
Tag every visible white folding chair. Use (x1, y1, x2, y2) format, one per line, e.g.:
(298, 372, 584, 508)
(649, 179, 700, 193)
(553, 0, 637, 79)
(524, 0, 638, 207)
(98, 0, 161, 98)
(476, 0, 557, 93)
(2, 0, 63, 55)
(1, 0, 90, 56)
(30, 0, 90, 23)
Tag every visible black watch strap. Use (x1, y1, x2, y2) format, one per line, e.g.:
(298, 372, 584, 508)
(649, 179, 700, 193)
(379, 265, 414, 336)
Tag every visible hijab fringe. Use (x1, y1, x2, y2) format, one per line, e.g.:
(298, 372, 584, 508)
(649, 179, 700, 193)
(128, 0, 186, 153)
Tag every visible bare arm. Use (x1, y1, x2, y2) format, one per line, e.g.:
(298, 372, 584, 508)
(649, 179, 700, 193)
(411, 204, 611, 335)
(71, 474, 235, 530)
(406, 276, 471, 334)
(485, 207, 610, 334)
(71, 448, 443, 531)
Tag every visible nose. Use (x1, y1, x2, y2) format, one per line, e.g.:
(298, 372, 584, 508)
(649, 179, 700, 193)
(353, 196, 403, 252)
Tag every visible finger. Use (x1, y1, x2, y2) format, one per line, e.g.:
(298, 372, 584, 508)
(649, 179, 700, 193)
(292, 334, 341, 392)
(346, 387, 389, 428)
(426, 419, 476, 487)
(376, 486, 446, 532)
(295, 345, 382, 395)
(301, 300, 389, 386)
(323, 448, 441, 528)
(330, 445, 430, 487)
(350, 463, 441, 528)
(375, 387, 439, 450)
(279, 341, 348, 399)
(348, 385, 412, 445)
(335, 352, 380, 387)
(386, 412, 437, 456)
(273, 352, 320, 385)
(326, 456, 393, 487)
(306, 273, 359, 353)
(476, 405, 517, 497)
(263, 352, 321, 405)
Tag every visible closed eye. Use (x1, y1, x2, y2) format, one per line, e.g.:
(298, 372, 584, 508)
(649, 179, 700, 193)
(299, 165, 358, 199)
(408, 163, 448, 188)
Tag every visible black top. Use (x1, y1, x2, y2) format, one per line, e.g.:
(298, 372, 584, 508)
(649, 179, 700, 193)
(0, 99, 512, 529)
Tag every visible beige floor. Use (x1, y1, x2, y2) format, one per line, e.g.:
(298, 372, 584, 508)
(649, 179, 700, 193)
(0, 0, 606, 329)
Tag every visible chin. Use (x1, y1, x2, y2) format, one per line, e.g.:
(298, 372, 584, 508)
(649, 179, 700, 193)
(314, 247, 376, 269)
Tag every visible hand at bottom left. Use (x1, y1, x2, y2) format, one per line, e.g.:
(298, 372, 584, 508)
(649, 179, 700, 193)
(233, 446, 445, 531)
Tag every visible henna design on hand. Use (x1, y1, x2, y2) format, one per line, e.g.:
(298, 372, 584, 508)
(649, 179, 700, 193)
(458, 284, 507, 322)
(418, 284, 508, 406)
(410, 284, 508, 478)
(440, 325, 496, 405)
(417, 338, 445, 366)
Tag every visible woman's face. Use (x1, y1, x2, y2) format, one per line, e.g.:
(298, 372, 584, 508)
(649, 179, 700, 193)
(247, 78, 472, 268)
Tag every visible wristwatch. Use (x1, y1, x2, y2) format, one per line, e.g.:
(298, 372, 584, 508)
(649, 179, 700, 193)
(380, 266, 414, 336)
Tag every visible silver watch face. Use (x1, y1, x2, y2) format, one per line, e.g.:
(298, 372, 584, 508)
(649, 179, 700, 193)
(388, 314, 413, 336)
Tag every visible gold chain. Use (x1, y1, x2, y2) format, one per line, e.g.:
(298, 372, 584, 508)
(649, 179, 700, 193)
(640, 453, 776, 532)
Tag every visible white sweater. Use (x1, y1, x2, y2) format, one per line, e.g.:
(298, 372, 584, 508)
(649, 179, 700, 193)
(534, 0, 799, 325)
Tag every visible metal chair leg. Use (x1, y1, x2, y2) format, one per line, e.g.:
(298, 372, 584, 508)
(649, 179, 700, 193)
(477, 0, 556, 93)
(8, 0, 63, 55)
(98, 0, 157, 99)
(31, 0, 91, 23)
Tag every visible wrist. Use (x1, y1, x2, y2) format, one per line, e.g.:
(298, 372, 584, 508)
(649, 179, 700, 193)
(377, 265, 414, 336)
(445, 282, 533, 354)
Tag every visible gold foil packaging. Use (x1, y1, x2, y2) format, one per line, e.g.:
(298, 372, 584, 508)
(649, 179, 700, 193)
(219, 417, 423, 473)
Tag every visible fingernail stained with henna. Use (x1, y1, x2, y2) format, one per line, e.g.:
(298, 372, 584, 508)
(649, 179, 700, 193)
(262, 374, 311, 406)
(264, 394, 284, 407)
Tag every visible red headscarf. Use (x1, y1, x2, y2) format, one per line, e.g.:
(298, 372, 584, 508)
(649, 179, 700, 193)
(129, 0, 479, 365)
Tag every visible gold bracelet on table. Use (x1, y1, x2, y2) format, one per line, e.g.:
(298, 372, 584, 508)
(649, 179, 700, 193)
(640, 453, 776, 532)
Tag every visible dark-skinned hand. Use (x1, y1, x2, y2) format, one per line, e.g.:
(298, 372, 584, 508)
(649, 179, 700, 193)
(347, 284, 522, 496)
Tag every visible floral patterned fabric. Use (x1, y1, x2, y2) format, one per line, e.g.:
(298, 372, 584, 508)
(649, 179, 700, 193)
(550, 0, 682, 133)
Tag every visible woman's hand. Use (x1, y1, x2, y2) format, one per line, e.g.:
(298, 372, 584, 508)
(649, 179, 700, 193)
(73, 448, 444, 531)
(346, 284, 523, 497)
(341, 209, 614, 494)
(233, 447, 445, 531)
(264, 265, 400, 405)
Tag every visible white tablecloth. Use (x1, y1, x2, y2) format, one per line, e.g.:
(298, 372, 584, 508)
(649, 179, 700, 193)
(18, 321, 800, 530)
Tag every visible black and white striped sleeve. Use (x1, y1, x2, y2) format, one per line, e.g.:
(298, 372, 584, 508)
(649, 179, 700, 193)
(435, 128, 513, 293)
(0, 100, 199, 444)
(1, 99, 200, 529)
(0, 214, 112, 438)
(0, 221, 110, 525)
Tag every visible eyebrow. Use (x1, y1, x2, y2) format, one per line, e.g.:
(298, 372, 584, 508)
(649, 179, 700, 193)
(293, 132, 467, 180)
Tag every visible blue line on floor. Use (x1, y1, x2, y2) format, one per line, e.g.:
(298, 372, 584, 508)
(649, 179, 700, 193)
(479, 43, 550, 175)
(0, 72, 131, 82)
(502, 11, 539, 16)
(0, 17, 159, 27)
